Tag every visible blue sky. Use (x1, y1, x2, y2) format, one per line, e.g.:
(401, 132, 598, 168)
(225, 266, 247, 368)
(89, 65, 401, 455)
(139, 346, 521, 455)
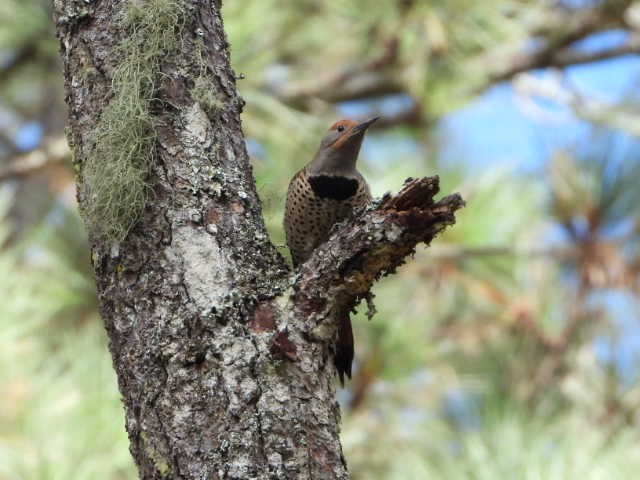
(440, 30, 640, 172)
(337, 30, 640, 175)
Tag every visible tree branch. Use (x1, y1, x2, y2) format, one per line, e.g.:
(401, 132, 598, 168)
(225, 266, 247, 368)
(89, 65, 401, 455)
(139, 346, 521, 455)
(293, 176, 464, 338)
(270, 4, 634, 119)
(272, 38, 403, 108)
(474, 3, 631, 84)
(489, 36, 640, 83)
(514, 73, 640, 137)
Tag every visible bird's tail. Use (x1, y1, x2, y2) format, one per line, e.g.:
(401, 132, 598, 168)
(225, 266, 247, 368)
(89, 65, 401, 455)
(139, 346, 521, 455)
(334, 311, 354, 386)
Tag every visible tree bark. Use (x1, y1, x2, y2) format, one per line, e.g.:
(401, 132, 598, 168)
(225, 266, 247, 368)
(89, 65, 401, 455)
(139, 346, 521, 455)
(54, 1, 463, 479)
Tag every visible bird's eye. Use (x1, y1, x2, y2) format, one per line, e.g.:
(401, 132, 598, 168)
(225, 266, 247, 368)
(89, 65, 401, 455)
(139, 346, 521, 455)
(337, 125, 345, 132)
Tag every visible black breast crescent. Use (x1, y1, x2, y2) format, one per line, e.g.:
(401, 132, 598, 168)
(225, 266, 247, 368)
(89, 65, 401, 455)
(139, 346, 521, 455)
(308, 175, 359, 201)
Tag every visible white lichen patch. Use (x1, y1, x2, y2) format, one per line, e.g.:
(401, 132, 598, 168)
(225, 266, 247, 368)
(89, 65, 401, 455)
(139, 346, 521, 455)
(297, 351, 317, 375)
(310, 320, 334, 342)
(239, 377, 260, 400)
(224, 145, 235, 163)
(310, 400, 332, 424)
(221, 338, 254, 366)
(166, 225, 230, 314)
(227, 454, 254, 479)
(172, 402, 193, 426)
(267, 452, 283, 469)
(181, 103, 211, 154)
(386, 222, 403, 242)
(270, 382, 291, 404)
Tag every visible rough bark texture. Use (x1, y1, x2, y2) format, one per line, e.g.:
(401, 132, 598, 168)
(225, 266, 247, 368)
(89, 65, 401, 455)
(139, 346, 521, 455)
(54, 1, 463, 479)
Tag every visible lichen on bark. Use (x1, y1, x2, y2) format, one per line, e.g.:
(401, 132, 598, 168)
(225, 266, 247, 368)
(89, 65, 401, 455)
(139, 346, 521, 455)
(82, 0, 188, 242)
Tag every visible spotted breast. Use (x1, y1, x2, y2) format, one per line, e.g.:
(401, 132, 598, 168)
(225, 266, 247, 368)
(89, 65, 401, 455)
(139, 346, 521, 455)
(284, 168, 371, 267)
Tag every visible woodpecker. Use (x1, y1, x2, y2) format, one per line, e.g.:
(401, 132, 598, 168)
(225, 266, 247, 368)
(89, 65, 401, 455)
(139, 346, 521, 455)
(284, 117, 378, 384)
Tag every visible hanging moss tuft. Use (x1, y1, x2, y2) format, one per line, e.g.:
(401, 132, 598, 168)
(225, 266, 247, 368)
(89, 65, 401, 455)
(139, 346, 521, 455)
(83, 0, 186, 242)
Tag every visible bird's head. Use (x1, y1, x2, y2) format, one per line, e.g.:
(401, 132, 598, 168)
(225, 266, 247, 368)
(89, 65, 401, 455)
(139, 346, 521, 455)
(309, 117, 379, 175)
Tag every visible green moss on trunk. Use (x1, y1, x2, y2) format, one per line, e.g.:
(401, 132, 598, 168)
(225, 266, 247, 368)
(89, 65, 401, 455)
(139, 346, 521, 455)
(83, 0, 186, 242)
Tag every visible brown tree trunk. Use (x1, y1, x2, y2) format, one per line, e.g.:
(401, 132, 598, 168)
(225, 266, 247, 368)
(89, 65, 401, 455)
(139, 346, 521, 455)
(53, 1, 463, 479)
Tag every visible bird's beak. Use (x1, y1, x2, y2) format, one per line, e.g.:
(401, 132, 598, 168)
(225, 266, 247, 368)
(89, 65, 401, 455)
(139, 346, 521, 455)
(351, 116, 380, 135)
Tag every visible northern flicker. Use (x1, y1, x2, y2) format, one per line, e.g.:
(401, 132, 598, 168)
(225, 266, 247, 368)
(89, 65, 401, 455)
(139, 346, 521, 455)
(284, 117, 378, 383)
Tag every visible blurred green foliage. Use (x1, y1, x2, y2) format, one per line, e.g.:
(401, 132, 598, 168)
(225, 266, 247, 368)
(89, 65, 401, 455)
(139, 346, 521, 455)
(1, 0, 640, 478)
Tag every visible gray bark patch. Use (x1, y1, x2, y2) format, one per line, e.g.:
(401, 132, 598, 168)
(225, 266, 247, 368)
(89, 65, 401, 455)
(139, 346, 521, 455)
(167, 225, 230, 314)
